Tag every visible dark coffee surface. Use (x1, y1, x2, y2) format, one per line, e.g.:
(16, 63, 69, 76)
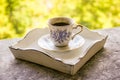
(53, 22, 69, 26)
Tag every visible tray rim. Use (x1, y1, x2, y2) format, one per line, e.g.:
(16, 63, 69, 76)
(9, 27, 108, 75)
(9, 27, 108, 65)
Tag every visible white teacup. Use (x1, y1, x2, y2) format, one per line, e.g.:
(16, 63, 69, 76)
(48, 17, 83, 47)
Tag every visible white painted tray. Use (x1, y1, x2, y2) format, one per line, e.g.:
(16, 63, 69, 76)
(9, 27, 107, 75)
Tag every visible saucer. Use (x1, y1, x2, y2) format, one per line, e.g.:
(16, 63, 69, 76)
(38, 34, 85, 52)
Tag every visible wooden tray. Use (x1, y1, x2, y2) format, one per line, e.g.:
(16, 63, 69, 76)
(9, 27, 107, 75)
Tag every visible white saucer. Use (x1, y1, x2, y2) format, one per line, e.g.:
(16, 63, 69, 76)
(38, 34, 85, 52)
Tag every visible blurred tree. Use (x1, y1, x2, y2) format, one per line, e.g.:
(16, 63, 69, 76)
(0, 0, 120, 39)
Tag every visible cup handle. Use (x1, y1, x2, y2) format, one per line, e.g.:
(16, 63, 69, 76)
(72, 24, 83, 39)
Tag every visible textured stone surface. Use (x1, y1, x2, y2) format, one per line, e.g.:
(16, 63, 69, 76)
(0, 27, 120, 80)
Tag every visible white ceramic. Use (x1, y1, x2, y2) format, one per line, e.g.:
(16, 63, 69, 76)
(48, 17, 83, 47)
(38, 34, 85, 52)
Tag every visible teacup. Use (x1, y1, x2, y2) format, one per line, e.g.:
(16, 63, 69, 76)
(48, 17, 83, 47)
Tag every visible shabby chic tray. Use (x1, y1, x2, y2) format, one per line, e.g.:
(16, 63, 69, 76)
(9, 27, 107, 75)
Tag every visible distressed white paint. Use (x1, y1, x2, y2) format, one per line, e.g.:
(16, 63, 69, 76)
(9, 27, 107, 75)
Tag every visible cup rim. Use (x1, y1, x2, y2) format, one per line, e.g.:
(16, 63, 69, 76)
(47, 17, 74, 27)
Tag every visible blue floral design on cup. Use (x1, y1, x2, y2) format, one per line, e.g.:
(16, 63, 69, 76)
(48, 17, 83, 47)
(50, 29, 71, 44)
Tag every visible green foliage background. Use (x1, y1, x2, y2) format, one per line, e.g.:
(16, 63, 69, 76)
(0, 0, 120, 39)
